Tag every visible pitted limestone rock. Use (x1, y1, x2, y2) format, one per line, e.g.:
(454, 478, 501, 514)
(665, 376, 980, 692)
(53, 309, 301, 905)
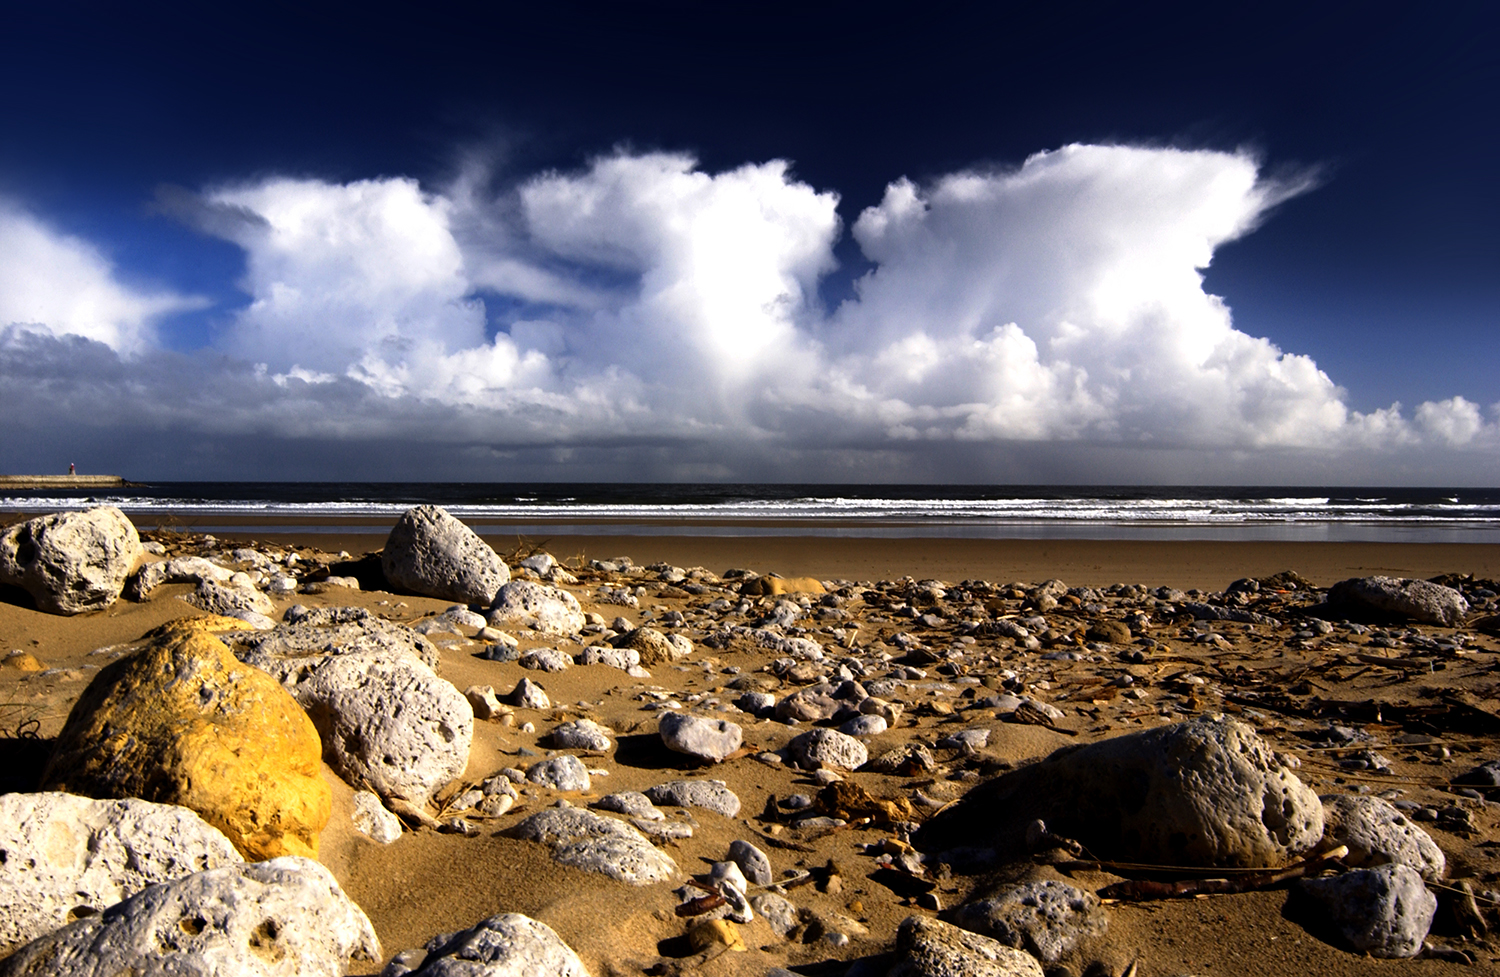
(0, 506, 143, 615)
(0, 793, 242, 949)
(383, 504, 510, 604)
(916, 715, 1323, 868)
(0, 857, 379, 977)
(508, 807, 676, 885)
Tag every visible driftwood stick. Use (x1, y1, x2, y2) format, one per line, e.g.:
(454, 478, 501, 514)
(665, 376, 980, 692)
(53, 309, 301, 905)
(1097, 846, 1348, 902)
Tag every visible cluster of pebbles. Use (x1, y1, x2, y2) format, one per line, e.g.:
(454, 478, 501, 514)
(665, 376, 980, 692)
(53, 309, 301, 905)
(1, 504, 1499, 976)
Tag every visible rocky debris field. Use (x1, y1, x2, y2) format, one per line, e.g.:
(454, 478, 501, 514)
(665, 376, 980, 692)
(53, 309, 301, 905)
(1, 505, 1499, 975)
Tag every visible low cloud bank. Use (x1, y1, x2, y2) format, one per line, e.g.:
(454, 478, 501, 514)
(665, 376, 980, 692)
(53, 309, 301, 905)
(2, 144, 1497, 479)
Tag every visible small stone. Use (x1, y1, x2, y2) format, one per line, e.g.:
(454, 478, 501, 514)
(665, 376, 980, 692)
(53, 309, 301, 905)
(838, 714, 888, 738)
(520, 648, 572, 672)
(507, 677, 551, 709)
(658, 712, 743, 762)
(891, 915, 1044, 977)
(1297, 863, 1436, 958)
(727, 839, 774, 886)
(1321, 794, 1445, 881)
(528, 755, 591, 792)
(688, 918, 746, 953)
(644, 779, 741, 818)
(788, 728, 869, 771)
(550, 718, 613, 752)
(591, 791, 664, 821)
(956, 880, 1108, 964)
(351, 791, 403, 844)
(937, 728, 992, 751)
(465, 684, 506, 720)
(508, 807, 677, 885)
(396, 912, 588, 976)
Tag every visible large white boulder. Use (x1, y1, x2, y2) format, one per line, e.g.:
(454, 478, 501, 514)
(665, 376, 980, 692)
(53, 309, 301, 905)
(382, 505, 510, 604)
(0, 793, 242, 949)
(917, 715, 1323, 868)
(1328, 576, 1469, 626)
(0, 506, 143, 614)
(0, 857, 380, 976)
(232, 625, 472, 808)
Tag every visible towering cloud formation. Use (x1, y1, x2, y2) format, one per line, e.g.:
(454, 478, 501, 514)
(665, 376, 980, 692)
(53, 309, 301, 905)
(0, 202, 199, 355)
(1, 144, 1495, 478)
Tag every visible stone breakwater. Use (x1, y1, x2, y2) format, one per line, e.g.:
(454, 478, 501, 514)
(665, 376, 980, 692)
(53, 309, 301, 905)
(0, 504, 1497, 974)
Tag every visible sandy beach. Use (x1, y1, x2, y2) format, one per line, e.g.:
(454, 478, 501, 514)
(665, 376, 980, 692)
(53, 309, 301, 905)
(2, 515, 1498, 976)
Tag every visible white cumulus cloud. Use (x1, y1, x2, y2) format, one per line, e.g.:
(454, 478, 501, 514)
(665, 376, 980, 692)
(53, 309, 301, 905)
(1, 144, 1496, 480)
(0, 200, 200, 355)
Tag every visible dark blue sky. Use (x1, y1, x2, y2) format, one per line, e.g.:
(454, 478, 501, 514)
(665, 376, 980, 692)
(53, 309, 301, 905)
(0, 1, 1496, 482)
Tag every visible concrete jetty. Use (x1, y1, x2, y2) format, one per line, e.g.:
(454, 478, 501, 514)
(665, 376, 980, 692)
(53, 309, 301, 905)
(0, 475, 128, 489)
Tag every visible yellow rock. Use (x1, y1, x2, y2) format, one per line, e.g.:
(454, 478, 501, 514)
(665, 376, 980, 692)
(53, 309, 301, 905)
(1, 651, 46, 671)
(142, 613, 257, 640)
(741, 575, 825, 596)
(687, 918, 746, 952)
(41, 626, 330, 861)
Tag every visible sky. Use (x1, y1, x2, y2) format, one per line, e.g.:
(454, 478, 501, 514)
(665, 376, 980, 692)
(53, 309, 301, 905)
(0, 1, 1496, 485)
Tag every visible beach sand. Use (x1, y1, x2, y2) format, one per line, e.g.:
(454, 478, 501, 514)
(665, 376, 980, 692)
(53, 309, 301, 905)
(2, 521, 1497, 975)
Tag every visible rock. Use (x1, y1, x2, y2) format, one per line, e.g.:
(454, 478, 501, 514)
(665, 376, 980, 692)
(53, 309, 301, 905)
(527, 755, 591, 792)
(916, 715, 1323, 868)
(382, 505, 510, 604)
(0, 857, 380, 977)
(0, 793, 242, 949)
(687, 918, 745, 953)
(1297, 863, 1436, 958)
(41, 622, 330, 861)
(937, 728, 991, 751)
(181, 579, 275, 626)
(658, 712, 743, 762)
(954, 880, 1108, 965)
(234, 630, 473, 809)
(508, 807, 677, 885)
(889, 915, 1046, 977)
(592, 791, 664, 821)
(788, 728, 869, 771)
(0, 506, 143, 614)
(519, 648, 572, 672)
(351, 791, 403, 844)
(741, 576, 825, 596)
(751, 893, 798, 937)
(775, 686, 841, 723)
(466, 685, 506, 721)
(1084, 620, 1132, 644)
(726, 839, 773, 886)
(519, 553, 558, 575)
(1321, 794, 1445, 881)
(644, 779, 741, 818)
(839, 714, 888, 737)
(506, 677, 551, 710)
(614, 627, 681, 666)
(392, 913, 588, 977)
(488, 581, 585, 636)
(255, 605, 441, 668)
(576, 645, 639, 670)
(549, 718, 613, 752)
(129, 555, 235, 600)
(1328, 576, 1469, 626)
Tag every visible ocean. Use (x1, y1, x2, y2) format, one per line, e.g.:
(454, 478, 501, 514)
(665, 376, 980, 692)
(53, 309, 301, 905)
(1, 484, 1498, 544)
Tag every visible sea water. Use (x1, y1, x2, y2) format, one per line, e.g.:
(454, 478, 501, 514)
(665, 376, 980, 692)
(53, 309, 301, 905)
(1, 484, 1497, 544)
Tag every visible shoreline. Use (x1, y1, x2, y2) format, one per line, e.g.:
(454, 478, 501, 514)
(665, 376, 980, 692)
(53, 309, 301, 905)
(135, 518, 1500, 592)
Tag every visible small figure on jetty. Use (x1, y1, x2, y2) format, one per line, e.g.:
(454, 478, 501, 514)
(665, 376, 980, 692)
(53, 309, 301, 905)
(68, 462, 75, 475)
